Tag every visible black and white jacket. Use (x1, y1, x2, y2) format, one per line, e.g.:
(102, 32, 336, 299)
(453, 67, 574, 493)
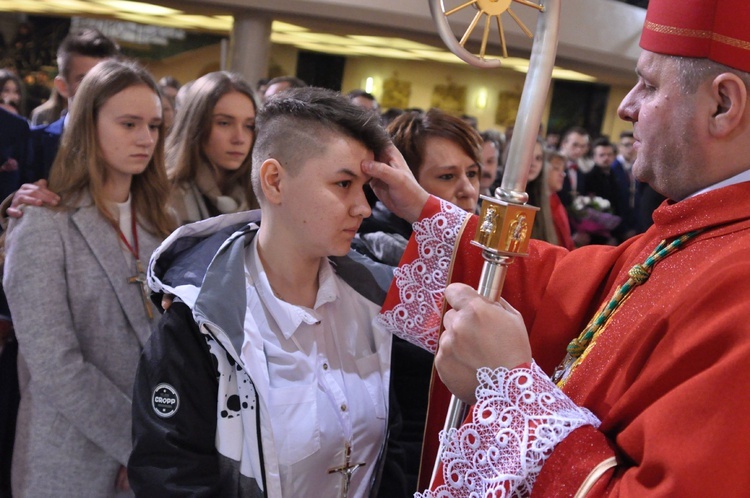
(128, 211, 407, 497)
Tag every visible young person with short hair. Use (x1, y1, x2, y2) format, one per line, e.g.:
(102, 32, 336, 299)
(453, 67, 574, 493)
(128, 87, 407, 497)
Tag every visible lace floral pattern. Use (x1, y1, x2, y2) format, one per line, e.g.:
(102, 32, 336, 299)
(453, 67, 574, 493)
(417, 362, 600, 498)
(378, 199, 469, 353)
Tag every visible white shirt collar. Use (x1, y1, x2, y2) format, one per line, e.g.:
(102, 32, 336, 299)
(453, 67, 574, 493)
(247, 237, 339, 340)
(689, 168, 750, 199)
(617, 154, 632, 170)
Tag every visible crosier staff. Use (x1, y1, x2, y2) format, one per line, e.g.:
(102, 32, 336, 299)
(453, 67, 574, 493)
(426, 0, 561, 487)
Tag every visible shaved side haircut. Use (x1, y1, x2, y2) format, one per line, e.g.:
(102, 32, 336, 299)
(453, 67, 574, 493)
(251, 87, 390, 203)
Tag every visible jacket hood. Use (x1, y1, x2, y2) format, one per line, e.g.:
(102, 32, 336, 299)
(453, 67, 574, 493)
(147, 210, 259, 308)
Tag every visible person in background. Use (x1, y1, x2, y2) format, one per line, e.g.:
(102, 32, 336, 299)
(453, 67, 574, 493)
(545, 130, 560, 150)
(611, 131, 637, 239)
(0, 107, 27, 199)
(347, 89, 379, 114)
(158, 75, 180, 100)
(380, 107, 404, 127)
(21, 28, 120, 185)
(526, 137, 559, 245)
(546, 149, 575, 250)
(3, 58, 172, 498)
(612, 130, 664, 241)
(355, 108, 482, 265)
(158, 89, 175, 136)
(256, 77, 269, 96)
(390, 109, 480, 214)
(173, 79, 193, 113)
(166, 71, 259, 225)
(557, 126, 590, 207)
(0, 69, 24, 116)
(578, 137, 621, 245)
(29, 87, 66, 126)
(354, 108, 481, 493)
(263, 75, 306, 101)
(583, 137, 619, 204)
(478, 129, 503, 200)
(0, 28, 121, 234)
(0, 104, 27, 498)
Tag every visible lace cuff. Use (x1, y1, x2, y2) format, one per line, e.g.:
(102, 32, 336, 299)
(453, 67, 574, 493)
(378, 198, 468, 353)
(418, 361, 601, 498)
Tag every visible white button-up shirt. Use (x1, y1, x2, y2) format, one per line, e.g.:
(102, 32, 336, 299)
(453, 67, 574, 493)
(244, 237, 389, 497)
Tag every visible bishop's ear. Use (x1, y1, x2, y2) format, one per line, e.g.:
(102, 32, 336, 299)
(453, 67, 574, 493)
(709, 72, 747, 138)
(258, 158, 285, 205)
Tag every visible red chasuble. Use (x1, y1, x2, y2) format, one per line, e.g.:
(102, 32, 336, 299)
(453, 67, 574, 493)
(381, 181, 750, 496)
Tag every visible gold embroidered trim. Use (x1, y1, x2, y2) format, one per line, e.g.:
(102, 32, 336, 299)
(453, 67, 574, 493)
(645, 20, 750, 51)
(574, 456, 618, 498)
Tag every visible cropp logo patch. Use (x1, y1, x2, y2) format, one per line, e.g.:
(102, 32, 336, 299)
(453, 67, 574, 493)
(152, 383, 179, 418)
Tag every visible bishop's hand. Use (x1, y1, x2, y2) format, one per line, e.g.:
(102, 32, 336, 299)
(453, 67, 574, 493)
(362, 144, 429, 224)
(436, 283, 532, 404)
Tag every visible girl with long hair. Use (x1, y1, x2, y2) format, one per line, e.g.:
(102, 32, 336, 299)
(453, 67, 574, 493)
(526, 137, 560, 245)
(167, 71, 259, 224)
(0, 69, 24, 116)
(3, 59, 172, 496)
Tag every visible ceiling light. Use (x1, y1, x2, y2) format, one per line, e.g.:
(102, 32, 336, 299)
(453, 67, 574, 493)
(349, 35, 440, 51)
(95, 0, 181, 16)
(271, 21, 310, 33)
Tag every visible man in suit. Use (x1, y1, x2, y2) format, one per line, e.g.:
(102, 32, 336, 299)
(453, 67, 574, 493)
(23, 27, 119, 184)
(582, 138, 618, 204)
(557, 126, 590, 208)
(612, 130, 666, 240)
(611, 131, 638, 240)
(580, 138, 621, 245)
(1, 28, 120, 222)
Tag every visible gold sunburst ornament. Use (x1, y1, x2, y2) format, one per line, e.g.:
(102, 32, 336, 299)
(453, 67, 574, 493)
(443, 0, 544, 60)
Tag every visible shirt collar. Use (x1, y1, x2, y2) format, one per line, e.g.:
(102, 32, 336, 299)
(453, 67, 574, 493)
(247, 237, 339, 340)
(689, 168, 750, 199)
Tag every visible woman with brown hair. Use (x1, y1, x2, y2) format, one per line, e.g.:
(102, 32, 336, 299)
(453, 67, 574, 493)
(3, 58, 172, 496)
(167, 71, 259, 225)
(388, 108, 482, 213)
(526, 137, 560, 245)
(353, 107, 482, 493)
(353, 108, 482, 267)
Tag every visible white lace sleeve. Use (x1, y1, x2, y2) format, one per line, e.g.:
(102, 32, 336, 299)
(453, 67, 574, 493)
(378, 199, 469, 353)
(418, 362, 601, 498)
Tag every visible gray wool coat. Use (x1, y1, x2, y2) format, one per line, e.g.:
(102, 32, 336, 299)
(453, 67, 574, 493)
(3, 201, 161, 498)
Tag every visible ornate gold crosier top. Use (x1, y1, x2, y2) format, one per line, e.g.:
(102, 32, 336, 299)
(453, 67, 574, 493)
(443, 0, 544, 59)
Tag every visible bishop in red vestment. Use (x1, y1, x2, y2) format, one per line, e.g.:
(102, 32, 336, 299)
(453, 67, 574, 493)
(364, 0, 750, 495)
